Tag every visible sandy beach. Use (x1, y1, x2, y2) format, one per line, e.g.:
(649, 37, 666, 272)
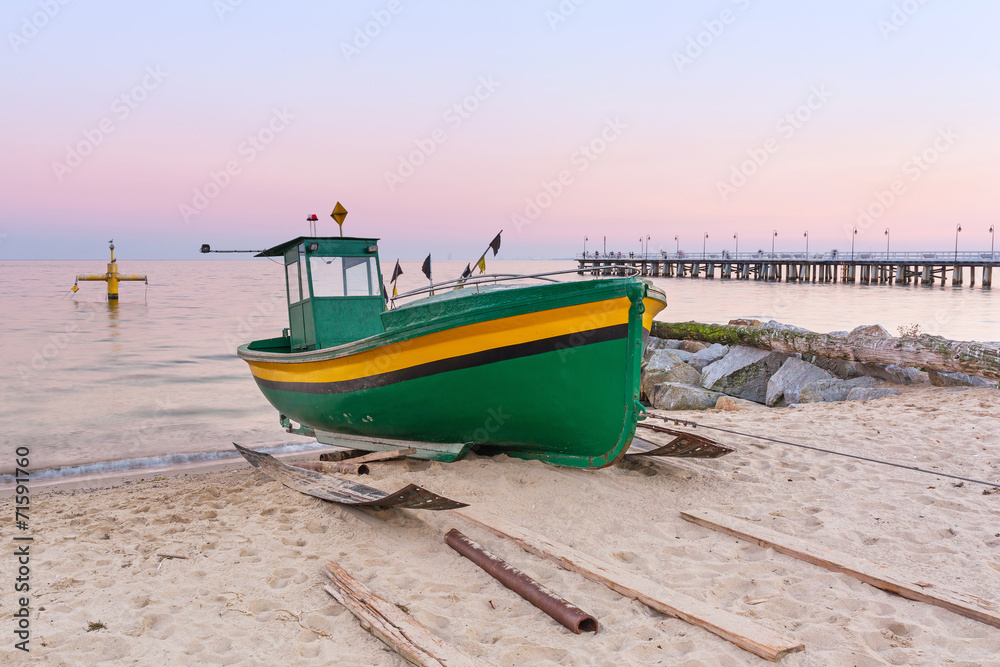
(4, 384, 999, 666)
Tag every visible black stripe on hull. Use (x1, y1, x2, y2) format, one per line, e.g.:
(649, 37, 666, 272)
(253, 323, 629, 395)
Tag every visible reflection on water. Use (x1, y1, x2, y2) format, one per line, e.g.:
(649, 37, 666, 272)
(0, 259, 995, 471)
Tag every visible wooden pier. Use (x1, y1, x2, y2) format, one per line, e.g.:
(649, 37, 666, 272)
(577, 251, 998, 287)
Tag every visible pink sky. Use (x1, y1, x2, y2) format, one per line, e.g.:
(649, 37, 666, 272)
(2, 2, 998, 259)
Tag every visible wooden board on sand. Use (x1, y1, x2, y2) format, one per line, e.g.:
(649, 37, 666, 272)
(681, 508, 1000, 630)
(454, 509, 804, 662)
(323, 560, 479, 667)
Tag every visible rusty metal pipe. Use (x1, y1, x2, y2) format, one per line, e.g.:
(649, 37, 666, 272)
(296, 460, 370, 475)
(445, 529, 598, 634)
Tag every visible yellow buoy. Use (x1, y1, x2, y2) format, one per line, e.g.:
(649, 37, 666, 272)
(73, 240, 147, 300)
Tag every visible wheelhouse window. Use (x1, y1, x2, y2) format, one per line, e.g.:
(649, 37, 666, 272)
(285, 258, 302, 303)
(309, 256, 377, 297)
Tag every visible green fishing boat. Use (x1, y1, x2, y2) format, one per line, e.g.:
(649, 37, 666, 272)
(236, 234, 666, 469)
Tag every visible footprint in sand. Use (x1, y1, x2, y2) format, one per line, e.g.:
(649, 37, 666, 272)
(141, 613, 175, 640)
(267, 567, 300, 589)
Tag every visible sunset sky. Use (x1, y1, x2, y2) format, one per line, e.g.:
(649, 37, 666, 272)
(2, 1, 998, 260)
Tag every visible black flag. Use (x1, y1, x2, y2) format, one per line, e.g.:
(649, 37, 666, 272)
(488, 231, 502, 256)
(390, 259, 403, 283)
(461, 263, 472, 279)
(381, 284, 388, 303)
(421, 254, 432, 280)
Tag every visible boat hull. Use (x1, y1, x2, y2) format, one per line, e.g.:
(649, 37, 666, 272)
(239, 279, 666, 468)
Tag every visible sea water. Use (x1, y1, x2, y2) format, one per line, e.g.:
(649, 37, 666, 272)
(1, 259, 996, 474)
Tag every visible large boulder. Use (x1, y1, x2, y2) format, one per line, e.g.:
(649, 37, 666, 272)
(811, 357, 865, 379)
(798, 376, 879, 403)
(766, 358, 835, 407)
(650, 383, 723, 410)
(927, 370, 999, 388)
(688, 343, 729, 372)
(760, 320, 811, 333)
(679, 340, 708, 353)
(700, 346, 789, 404)
(641, 351, 702, 400)
(810, 358, 928, 385)
(642, 347, 693, 370)
(902, 367, 931, 384)
(644, 337, 682, 357)
(865, 363, 930, 385)
(847, 387, 902, 401)
(848, 324, 892, 339)
(715, 395, 769, 411)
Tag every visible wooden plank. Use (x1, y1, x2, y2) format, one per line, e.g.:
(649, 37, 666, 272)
(348, 448, 418, 464)
(323, 560, 479, 667)
(681, 509, 1000, 630)
(315, 430, 471, 463)
(454, 509, 803, 662)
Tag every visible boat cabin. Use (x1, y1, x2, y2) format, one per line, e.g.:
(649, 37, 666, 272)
(258, 236, 385, 351)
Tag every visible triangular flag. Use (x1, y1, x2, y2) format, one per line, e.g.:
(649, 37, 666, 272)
(488, 232, 502, 256)
(461, 264, 472, 279)
(382, 284, 388, 303)
(390, 259, 403, 283)
(421, 254, 432, 280)
(477, 256, 486, 273)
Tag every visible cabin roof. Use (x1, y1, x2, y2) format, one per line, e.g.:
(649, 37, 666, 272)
(256, 236, 381, 257)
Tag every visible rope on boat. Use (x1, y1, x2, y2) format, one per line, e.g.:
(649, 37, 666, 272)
(652, 416, 1000, 490)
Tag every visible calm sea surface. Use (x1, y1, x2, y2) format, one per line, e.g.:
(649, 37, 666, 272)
(1, 259, 996, 472)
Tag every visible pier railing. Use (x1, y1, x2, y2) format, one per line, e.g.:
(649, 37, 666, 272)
(578, 251, 998, 263)
(575, 250, 998, 286)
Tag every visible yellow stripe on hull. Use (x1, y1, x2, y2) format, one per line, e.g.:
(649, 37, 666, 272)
(247, 295, 664, 386)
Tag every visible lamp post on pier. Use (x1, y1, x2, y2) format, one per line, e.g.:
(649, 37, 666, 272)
(733, 233, 738, 257)
(674, 235, 679, 256)
(884, 228, 890, 258)
(955, 224, 962, 262)
(703, 233, 708, 260)
(803, 230, 809, 257)
(645, 235, 651, 258)
(771, 230, 777, 258)
(583, 236, 588, 256)
(990, 225, 995, 260)
(851, 227, 858, 261)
